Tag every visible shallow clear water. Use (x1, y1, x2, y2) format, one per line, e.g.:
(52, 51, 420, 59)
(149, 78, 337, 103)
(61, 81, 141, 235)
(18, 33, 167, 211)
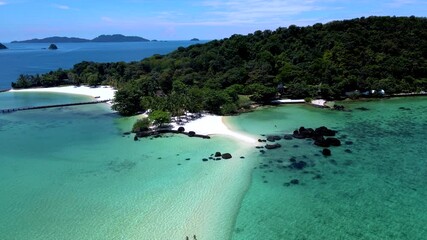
(230, 97, 427, 240)
(0, 96, 254, 239)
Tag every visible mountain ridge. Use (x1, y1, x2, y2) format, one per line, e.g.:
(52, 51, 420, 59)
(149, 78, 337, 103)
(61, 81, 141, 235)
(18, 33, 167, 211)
(11, 34, 150, 43)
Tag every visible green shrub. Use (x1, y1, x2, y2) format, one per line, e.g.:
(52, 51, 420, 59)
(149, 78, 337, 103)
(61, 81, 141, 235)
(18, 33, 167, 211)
(132, 118, 151, 133)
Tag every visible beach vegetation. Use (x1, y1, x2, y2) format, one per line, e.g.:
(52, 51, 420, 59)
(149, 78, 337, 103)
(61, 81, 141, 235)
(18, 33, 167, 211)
(148, 110, 171, 127)
(132, 118, 151, 132)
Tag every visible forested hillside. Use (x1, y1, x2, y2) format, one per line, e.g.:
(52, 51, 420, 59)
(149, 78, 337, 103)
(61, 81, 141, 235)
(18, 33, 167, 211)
(12, 16, 427, 115)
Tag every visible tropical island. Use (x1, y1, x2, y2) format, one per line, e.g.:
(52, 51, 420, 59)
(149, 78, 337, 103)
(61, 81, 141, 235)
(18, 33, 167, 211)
(11, 16, 427, 118)
(11, 34, 150, 43)
(0, 43, 7, 49)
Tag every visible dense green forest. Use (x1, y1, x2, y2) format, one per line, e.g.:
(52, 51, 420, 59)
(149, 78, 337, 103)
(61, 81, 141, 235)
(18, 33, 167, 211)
(12, 16, 427, 116)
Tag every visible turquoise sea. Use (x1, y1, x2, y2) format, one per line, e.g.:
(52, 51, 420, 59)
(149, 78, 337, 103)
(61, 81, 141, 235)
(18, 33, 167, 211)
(1, 42, 426, 239)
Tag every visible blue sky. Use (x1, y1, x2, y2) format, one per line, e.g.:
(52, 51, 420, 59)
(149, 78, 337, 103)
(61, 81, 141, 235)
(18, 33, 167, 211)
(0, 0, 426, 42)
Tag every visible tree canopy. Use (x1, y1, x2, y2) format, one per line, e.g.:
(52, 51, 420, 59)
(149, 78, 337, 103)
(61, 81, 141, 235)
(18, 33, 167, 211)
(12, 16, 427, 116)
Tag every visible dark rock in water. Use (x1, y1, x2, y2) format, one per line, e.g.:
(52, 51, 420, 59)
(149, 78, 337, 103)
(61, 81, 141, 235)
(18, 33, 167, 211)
(345, 141, 354, 145)
(297, 127, 315, 138)
(215, 157, 222, 161)
(260, 150, 266, 154)
(123, 132, 131, 135)
(258, 139, 264, 142)
(355, 107, 369, 111)
(333, 105, 345, 111)
(325, 137, 341, 146)
(283, 134, 293, 140)
(240, 156, 245, 159)
(214, 152, 222, 157)
(188, 131, 196, 137)
(314, 137, 330, 147)
(133, 135, 139, 141)
(265, 143, 281, 149)
(177, 126, 185, 132)
(266, 135, 281, 142)
(345, 149, 353, 153)
(290, 161, 307, 170)
(202, 158, 208, 162)
(322, 148, 332, 156)
(292, 130, 305, 139)
(289, 157, 296, 162)
(315, 126, 336, 136)
(185, 158, 191, 161)
(293, 145, 299, 148)
(48, 43, 58, 50)
(290, 179, 299, 185)
(209, 157, 214, 159)
(222, 153, 232, 159)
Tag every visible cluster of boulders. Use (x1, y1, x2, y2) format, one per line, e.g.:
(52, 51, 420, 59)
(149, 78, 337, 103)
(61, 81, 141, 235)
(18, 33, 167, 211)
(255, 126, 344, 156)
(201, 151, 236, 162)
(292, 126, 341, 156)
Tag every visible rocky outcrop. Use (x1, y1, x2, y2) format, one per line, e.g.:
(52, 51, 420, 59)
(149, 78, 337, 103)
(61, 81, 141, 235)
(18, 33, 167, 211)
(221, 153, 232, 159)
(0, 43, 7, 49)
(48, 44, 58, 50)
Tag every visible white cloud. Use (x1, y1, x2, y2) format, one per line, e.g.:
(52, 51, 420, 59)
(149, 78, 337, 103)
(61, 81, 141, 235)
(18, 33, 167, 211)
(190, 0, 332, 25)
(53, 4, 70, 10)
(0, 1, 7, 6)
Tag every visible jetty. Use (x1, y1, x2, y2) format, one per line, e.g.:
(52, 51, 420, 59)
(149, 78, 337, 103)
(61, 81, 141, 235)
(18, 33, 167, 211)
(0, 100, 110, 114)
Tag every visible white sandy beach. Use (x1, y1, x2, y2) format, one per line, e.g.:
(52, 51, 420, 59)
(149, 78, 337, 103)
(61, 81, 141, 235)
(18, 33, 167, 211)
(9, 85, 116, 102)
(172, 114, 257, 145)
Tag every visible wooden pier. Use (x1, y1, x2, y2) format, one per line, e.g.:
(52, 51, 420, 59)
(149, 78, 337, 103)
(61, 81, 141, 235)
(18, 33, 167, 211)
(0, 100, 110, 114)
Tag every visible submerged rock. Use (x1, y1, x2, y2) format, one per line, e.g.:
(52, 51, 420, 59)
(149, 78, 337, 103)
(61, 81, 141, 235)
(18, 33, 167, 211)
(290, 179, 300, 185)
(177, 126, 185, 132)
(214, 152, 222, 157)
(325, 137, 341, 146)
(222, 153, 232, 159)
(322, 148, 332, 156)
(266, 135, 281, 142)
(290, 160, 307, 170)
(265, 143, 281, 149)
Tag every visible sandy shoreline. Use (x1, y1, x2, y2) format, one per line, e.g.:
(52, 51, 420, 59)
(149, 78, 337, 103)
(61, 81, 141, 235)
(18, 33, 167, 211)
(9, 85, 257, 144)
(9, 85, 117, 102)
(171, 114, 257, 145)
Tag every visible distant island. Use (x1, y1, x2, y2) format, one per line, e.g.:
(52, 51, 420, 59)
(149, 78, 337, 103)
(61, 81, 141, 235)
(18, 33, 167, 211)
(12, 34, 150, 43)
(190, 38, 200, 41)
(48, 44, 58, 50)
(0, 43, 7, 49)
